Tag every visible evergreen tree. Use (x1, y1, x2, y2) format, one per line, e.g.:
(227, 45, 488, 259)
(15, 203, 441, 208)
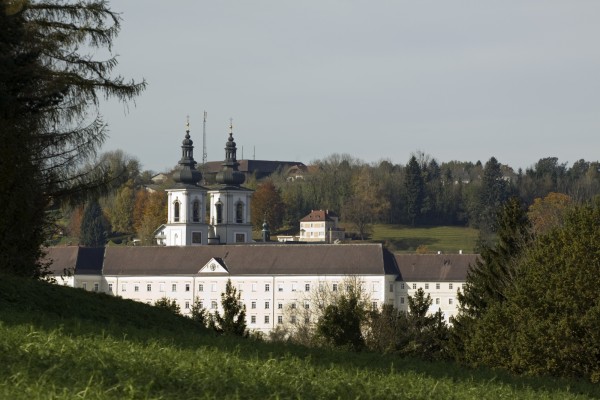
(209, 279, 247, 336)
(0, 0, 145, 277)
(476, 157, 511, 236)
(451, 197, 531, 361)
(79, 198, 106, 247)
(316, 287, 366, 351)
(154, 297, 181, 314)
(404, 156, 424, 225)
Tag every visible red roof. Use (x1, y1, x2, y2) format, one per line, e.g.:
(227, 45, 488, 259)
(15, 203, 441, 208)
(300, 210, 338, 222)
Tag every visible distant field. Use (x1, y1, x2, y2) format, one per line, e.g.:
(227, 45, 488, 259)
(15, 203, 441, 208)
(371, 224, 479, 254)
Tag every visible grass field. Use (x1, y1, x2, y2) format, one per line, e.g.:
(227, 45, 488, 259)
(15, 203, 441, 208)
(1, 274, 598, 399)
(370, 224, 480, 254)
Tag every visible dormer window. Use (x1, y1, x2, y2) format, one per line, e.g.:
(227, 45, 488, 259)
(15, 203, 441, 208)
(236, 201, 244, 223)
(192, 199, 200, 222)
(174, 201, 180, 222)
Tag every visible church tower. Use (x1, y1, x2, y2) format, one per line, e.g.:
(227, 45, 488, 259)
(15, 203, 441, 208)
(155, 121, 209, 246)
(207, 122, 253, 244)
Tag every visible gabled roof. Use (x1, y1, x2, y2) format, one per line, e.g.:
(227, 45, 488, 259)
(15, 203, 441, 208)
(300, 210, 338, 222)
(394, 254, 478, 282)
(43, 246, 105, 275)
(102, 243, 394, 276)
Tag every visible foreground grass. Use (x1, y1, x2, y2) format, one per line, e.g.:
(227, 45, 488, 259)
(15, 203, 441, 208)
(0, 275, 597, 399)
(371, 224, 479, 253)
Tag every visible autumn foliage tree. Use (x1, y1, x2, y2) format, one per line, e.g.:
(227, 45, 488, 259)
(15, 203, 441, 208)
(251, 180, 284, 232)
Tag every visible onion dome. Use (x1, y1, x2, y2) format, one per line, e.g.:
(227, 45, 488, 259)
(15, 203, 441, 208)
(172, 120, 202, 185)
(215, 121, 245, 186)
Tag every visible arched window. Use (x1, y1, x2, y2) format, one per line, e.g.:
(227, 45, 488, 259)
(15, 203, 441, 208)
(174, 201, 180, 222)
(192, 199, 200, 222)
(236, 201, 244, 223)
(215, 201, 223, 224)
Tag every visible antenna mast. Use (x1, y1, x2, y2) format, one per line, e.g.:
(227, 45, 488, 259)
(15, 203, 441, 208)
(202, 111, 207, 165)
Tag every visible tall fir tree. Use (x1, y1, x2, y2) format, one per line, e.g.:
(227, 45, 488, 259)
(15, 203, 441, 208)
(404, 155, 424, 226)
(209, 279, 247, 337)
(0, 0, 145, 277)
(80, 198, 107, 247)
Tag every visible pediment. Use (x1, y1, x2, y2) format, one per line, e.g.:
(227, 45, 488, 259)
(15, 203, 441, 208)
(198, 257, 229, 274)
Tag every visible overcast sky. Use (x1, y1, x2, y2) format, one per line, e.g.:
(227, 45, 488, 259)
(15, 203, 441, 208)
(99, 1, 600, 173)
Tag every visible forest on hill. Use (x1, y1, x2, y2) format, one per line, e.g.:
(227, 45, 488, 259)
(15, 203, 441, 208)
(65, 150, 598, 247)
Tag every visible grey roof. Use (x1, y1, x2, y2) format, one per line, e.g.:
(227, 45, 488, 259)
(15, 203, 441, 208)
(394, 254, 478, 282)
(102, 243, 395, 276)
(44, 246, 105, 275)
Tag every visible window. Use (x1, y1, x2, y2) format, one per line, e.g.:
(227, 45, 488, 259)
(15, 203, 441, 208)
(389, 283, 394, 293)
(172, 283, 177, 292)
(400, 297, 405, 304)
(304, 317, 310, 324)
(192, 199, 200, 222)
(192, 232, 202, 244)
(265, 283, 270, 292)
(121, 283, 126, 292)
(147, 284, 152, 292)
(304, 301, 310, 310)
(251, 315, 256, 324)
(278, 303, 283, 310)
(236, 202, 244, 223)
(425, 283, 429, 290)
(215, 202, 223, 224)
(211, 300, 218, 309)
(400, 283, 404, 290)
(449, 283, 453, 290)
(251, 301, 256, 309)
(277, 315, 283, 324)
(291, 283, 297, 292)
(332, 283, 338, 292)
(198, 301, 204, 309)
(94, 283, 99, 292)
(185, 283, 190, 292)
(371, 301, 378, 310)
(252, 283, 257, 292)
(185, 301, 190, 309)
(373, 283, 379, 292)
(278, 284, 284, 292)
(436, 283, 440, 290)
(159, 283, 165, 292)
(449, 298, 453, 305)
(108, 283, 113, 292)
(412, 283, 417, 290)
(174, 201, 180, 222)
(211, 283, 216, 292)
(305, 283, 310, 292)
(436, 298, 440, 305)
(291, 316, 297, 324)
(265, 301, 270, 309)
(134, 285, 139, 292)
(291, 302, 297, 309)
(82, 282, 87, 290)
(264, 315, 270, 324)
(235, 233, 245, 243)
(199, 284, 204, 292)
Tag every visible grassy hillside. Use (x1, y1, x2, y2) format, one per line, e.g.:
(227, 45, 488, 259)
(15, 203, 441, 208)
(371, 224, 479, 254)
(0, 275, 597, 399)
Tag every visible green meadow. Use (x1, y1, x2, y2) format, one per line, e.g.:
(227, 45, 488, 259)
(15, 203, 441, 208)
(371, 224, 479, 254)
(1, 275, 596, 399)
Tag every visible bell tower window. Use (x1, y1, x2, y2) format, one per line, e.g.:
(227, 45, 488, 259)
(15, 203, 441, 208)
(174, 201, 180, 222)
(236, 201, 244, 223)
(215, 201, 223, 224)
(192, 199, 200, 222)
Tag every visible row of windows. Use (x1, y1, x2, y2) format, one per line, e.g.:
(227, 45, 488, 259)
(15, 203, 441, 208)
(400, 283, 463, 290)
(399, 297, 454, 305)
(172, 200, 246, 224)
(121, 283, 192, 293)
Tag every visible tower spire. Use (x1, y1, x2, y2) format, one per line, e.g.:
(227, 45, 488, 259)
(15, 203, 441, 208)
(215, 119, 245, 186)
(172, 117, 202, 185)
